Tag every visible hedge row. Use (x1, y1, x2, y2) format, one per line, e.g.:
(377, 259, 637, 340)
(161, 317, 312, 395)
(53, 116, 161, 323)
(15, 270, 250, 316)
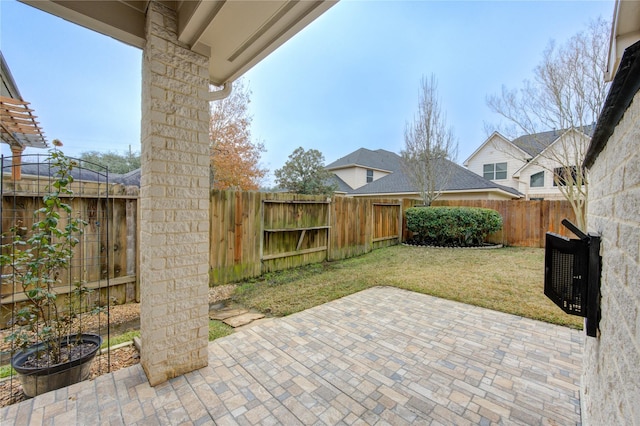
(405, 206, 503, 247)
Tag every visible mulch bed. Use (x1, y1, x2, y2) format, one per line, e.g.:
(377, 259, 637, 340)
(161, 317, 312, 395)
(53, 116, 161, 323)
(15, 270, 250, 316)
(403, 237, 503, 249)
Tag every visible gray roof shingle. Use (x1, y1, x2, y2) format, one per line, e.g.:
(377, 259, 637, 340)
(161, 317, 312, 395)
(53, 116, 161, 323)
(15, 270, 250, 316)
(511, 124, 596, 158)
(330, 174, 352, 193)
(330, 149, 520, 197)
(326, 148, 401, 172)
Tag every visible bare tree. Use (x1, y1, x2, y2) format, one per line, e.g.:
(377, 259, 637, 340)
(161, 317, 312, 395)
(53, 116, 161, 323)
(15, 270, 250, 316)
(401, 75, 458, 206)
(486, 17, 609, 230)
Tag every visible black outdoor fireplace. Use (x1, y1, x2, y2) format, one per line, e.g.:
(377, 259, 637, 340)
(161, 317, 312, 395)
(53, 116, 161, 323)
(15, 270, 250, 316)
(544, 219, 601, 337)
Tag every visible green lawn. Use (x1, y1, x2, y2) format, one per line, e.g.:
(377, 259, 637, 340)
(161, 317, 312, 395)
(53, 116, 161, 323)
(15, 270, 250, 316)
(1, 245, 579, 380)
(232, 244, 583, 329)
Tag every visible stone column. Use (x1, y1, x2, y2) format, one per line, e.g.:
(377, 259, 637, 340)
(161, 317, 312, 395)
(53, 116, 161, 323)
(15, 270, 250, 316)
(140, 0, 211, 385)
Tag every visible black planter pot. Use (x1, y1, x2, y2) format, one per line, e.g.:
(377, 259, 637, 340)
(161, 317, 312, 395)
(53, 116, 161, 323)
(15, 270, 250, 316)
(11, 333, 103, 397)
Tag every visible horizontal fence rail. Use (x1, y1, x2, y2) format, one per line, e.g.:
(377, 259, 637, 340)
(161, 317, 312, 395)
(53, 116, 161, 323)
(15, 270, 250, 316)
(209, 192, 407, 285)
(1, 176, 138, 329)
(3, 180, 579, 304)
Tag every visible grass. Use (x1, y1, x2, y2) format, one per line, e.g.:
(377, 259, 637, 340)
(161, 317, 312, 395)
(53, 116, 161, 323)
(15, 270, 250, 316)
(0, 365, 15, 379)
(100, 330, 140, 349)
(98, 321, 233, 350)
(209, 320, 234, 341)
(233, 245, 583, 329)
(1, 246, 577, 379)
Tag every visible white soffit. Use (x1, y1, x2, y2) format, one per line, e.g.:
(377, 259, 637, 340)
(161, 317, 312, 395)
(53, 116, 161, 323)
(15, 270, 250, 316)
(19, 0, 337, 86)
(606, 0, 640, 81)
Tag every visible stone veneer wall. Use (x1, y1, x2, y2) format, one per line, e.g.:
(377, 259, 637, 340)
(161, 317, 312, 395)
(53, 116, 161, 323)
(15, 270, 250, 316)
(583, 88, 640, 423)
(139, 1, 211, 385)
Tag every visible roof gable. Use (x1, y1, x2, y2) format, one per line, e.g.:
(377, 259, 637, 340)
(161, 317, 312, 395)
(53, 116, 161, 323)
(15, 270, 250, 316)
(511, 130, 559, 157)
(463, 132, 520, 166)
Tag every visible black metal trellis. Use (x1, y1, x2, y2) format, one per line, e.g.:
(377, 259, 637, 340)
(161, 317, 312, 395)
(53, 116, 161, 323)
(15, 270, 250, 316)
(0, 153, 111, 403)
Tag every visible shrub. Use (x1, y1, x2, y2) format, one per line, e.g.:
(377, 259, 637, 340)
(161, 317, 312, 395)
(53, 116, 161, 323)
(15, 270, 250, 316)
(405, 206, 502, 246)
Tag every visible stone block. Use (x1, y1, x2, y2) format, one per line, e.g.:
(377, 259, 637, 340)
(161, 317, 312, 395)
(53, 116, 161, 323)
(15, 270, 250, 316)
(614, 187, 640, 222)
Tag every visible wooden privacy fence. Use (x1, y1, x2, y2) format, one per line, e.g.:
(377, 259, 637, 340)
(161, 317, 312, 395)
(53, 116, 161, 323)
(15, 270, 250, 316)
(1, 177, 138, 328)
(210, 191, 409, 284)
(3, 181, 580, 305)
(431, 199, 577, 247)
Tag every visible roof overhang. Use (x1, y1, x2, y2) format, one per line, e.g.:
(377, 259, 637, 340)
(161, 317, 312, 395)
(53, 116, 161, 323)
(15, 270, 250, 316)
(0, 52, 47, 150)
(606, 0, 640, 81)
(585, 39, 640, 168)
(19, 0, 337, 86)
(0, 96, 47, 150)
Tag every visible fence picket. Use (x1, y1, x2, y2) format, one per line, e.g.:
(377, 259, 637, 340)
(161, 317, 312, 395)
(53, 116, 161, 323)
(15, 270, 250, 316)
(431, 199, 576, 247)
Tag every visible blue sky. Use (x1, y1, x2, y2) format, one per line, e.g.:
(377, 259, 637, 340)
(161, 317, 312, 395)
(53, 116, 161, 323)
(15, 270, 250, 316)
(1, 0, 613, 184)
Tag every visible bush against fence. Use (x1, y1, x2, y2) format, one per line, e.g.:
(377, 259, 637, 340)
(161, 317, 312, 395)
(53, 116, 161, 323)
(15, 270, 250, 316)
(431, 199, 577, 247)
(406, 206, 502, 247)
(3, 180, 581, 306)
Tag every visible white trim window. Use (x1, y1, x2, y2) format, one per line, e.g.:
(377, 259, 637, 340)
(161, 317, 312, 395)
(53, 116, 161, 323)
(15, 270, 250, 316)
(366, 169, 374, 183)
(530, 171, 544, 188)
(483, 162, 507, 180)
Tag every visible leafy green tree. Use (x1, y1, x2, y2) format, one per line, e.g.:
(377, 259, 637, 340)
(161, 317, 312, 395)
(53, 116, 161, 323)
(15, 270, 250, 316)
(274, 147, 337, 195)
(79, 149, 140, 174)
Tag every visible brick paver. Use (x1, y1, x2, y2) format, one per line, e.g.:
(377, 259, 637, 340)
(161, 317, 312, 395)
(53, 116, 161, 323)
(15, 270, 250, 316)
(1, 287, 583, 425)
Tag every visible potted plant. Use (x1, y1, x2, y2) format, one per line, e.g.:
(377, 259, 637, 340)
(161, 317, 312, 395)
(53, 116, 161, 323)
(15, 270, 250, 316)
(1, 149, 102, 397)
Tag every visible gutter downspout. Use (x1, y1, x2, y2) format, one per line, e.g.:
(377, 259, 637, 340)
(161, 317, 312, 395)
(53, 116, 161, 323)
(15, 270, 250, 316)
(205, 81, 233, 101)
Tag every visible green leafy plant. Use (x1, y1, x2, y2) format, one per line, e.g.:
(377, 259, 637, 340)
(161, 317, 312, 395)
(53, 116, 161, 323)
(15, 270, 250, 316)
(0, 364, 16, 379)
(100, 330, 140, 349)
(2, 150, 96, 364)
(406, 206, 502, 246)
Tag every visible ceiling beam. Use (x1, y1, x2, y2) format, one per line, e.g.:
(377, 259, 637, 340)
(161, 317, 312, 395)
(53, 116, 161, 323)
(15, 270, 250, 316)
(21, 0, 148, 48)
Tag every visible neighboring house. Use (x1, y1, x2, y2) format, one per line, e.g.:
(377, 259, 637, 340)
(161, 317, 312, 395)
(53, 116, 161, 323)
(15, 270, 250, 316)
(580, 2, 640, 423)
(464, 127, 593, 200)
(325, 148, 521, 200)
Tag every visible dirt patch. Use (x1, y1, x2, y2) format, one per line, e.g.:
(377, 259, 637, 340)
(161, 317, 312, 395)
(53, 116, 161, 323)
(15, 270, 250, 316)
(0, 284, 237, 408)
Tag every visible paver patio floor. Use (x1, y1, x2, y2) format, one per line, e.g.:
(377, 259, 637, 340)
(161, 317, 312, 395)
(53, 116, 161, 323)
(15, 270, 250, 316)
(1, 286, 583, 425)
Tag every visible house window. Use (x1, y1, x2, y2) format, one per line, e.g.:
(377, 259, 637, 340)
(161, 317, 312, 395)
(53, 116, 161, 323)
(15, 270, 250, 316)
(366, 169, 373, 183)
(483, 162, 507, 180)
(530, 171, 544, 187)
(553, 166, 581, 186)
